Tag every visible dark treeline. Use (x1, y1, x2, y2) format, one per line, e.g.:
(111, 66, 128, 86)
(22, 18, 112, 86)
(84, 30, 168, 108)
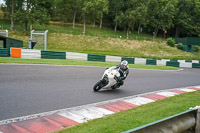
(1, 0, 200, 38)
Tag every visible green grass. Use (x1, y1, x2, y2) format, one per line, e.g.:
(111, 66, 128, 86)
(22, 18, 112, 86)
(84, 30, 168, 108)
(0, 57, 178, 70)
(0, 20, 158, 41)
(56, 90, 200, 133)
(7, 31, 200, 60)
(1, 19, 200, 60)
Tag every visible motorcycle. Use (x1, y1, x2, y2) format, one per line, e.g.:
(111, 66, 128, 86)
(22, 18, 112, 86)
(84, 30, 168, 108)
(93, 66, 121, 92)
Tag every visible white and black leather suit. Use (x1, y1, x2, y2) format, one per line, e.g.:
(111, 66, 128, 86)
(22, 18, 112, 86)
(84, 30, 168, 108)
(114, 64, 129, 86)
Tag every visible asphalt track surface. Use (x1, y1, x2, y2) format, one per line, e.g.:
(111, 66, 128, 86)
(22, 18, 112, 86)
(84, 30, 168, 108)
(0, 64, 200, 121)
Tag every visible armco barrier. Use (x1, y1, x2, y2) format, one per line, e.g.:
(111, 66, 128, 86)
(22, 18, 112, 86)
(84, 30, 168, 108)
(123, 108, 200, 133)
(0, 48, 10, 57)
(2, 48, 200, 68)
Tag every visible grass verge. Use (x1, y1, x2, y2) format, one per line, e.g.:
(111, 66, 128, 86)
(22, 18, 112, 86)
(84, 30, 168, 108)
(0, 57, 178, 70)
(1, 19, 199, 60)
(56, 90, 200, 133)
(8, 31, 200, 60)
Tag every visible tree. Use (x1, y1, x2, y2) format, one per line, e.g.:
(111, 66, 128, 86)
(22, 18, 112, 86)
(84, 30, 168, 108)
(10, 0, 14, 30)
(3, 0, 200, 37)
(174, 0, 200, 37)
(13, 0, 51, 34)
(4, 0, 24, 30)
(174, 0, 192, 37)
(134, 0, 149, 34)
(118, 9, 136, 39)
(55, 0, 81, 28)
(95, 0, 109, 29)
(81, 0, 108, 32)
(82, 0, 98, 34)
(193, 0, 200, 36)
(55, 0, 71, 23)
(108, 0, 124, 31)
(38, 0, 55, 20)
(147, 0, 176, 38)
(117, 0, 149, 38)
(70, 0, 81, 28)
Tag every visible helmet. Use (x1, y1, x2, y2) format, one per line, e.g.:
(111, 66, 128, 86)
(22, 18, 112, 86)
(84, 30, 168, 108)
(120, 60, 128, 70)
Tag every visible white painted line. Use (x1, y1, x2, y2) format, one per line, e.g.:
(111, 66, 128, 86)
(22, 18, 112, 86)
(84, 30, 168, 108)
(67, 108, 104, 120)
(156, 91, 178, 97)
(89, 107, 114, 115)
(123, 97, 154, 106)
(58, 111, 87, 123)
(0, 131, 4, 133)
(57, 107, 114, 123)
(179, 88, 196, 92)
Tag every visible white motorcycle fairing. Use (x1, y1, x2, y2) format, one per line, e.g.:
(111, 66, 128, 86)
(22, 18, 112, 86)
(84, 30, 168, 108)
(102, 67, 120, 88)
(93, 66, 120, 91)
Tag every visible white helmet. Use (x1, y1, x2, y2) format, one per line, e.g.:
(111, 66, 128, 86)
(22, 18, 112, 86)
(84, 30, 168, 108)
(120, 60, 128, 70)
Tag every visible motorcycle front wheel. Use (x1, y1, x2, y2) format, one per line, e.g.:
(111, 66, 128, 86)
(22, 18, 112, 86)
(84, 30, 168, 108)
(93, 80, 103, 92)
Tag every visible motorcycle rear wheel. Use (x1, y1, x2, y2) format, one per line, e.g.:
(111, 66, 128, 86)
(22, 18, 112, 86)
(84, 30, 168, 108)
(93, 80, 103, 92)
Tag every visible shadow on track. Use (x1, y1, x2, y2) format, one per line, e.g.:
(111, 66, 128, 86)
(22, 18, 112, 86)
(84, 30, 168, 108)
(92, 88, 126, 94)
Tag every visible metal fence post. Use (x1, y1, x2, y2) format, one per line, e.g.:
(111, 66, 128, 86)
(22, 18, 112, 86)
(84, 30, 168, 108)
(0, 30, 8, 37)
(5, 30, 8, 37)
(44, 30, 48, 51)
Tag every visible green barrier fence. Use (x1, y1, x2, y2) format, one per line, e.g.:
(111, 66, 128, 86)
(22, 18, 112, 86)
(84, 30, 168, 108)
(146, 59, 157, 65)
(192, 63, 200, 68)
(88, 54, 105, 62)
(185, 60, 192, 63)
(41, 51, 66, 59)
(121, 57, 135, 64)
(166, 61, 180, 67)
(170, 59, 178, 62)
(0, 48, 10, 57)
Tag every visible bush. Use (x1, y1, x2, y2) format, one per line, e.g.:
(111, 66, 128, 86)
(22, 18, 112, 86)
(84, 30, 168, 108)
(176, 43, 183, 50)
(167, 38, 175, 47)
(194, 45, 200, 52)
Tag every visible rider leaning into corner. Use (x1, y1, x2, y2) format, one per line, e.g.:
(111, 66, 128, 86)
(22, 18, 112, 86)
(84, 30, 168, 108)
(112, 60, 129, 88)
(93, 60, 129, 91)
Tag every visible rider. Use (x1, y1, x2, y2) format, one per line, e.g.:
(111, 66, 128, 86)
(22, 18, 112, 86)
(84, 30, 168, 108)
(114, 60, 129, 87)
